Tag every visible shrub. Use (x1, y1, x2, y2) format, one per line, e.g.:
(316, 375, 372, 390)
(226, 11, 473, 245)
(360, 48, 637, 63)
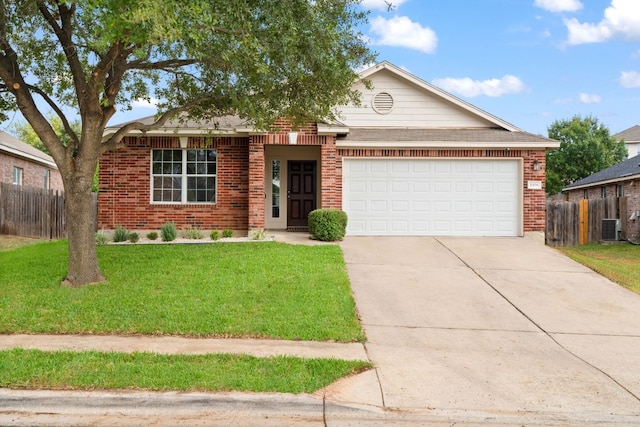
(222, 229, 233, 238)
(308, 209, 348, 242)
(210, 230, 220, 241)
(128, 232, 140, 243)
(146, 231, 158, 240)
(182, 225, 203, 239)
(113, 226, 129, 243)
(160, 222, 178, 242)
(95, 230, 109, 245)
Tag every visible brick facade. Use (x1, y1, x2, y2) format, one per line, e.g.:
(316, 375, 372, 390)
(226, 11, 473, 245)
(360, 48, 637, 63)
(98, 136, 249, 230)
(337, 148, 548, 233)
(0, 151, 64, 191)
(98, 131, 549, 235)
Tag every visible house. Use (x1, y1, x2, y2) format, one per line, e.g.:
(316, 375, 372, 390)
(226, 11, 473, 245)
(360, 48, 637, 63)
(0, 130, 63, 191)
(564, 154, 640, 240)
(98, 61, 559, 237)
(614, 125, 640, 157)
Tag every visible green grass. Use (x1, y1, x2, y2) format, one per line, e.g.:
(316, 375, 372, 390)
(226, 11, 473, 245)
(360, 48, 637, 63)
(0, 240, 364, 342)
(0, 348, 371, 393)
(558, 243, 640, 294)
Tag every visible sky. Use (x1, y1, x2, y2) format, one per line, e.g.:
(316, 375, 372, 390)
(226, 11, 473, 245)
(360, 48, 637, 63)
(2, 0, 640, 137)
(357, 0, 640, 135)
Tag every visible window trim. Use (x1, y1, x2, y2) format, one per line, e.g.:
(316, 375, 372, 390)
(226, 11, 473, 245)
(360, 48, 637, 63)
(12, 166, 23, 186)
(150, 148, 217, 204)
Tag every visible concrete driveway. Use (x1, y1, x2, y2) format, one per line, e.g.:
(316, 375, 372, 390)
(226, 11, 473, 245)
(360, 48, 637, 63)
(328, 236, 640, 424)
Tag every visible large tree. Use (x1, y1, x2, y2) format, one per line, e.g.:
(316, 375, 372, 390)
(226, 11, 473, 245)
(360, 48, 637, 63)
(0, 0, 374, 286)
(546, 115, 627, 195)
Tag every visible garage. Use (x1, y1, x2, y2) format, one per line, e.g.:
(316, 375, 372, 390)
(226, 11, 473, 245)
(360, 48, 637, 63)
(342, 158, 521, 236)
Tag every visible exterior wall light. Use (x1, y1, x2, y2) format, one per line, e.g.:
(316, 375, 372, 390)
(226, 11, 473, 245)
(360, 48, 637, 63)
(533, 159, 541, 171)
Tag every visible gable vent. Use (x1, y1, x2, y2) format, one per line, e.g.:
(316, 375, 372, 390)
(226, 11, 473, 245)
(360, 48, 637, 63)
(372, 92, 394, 114)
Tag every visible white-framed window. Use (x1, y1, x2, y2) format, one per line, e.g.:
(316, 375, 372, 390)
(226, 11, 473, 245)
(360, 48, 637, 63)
(43, 169, 50, 190)
(601, 186, 607, 198)
(12, 167, 23, 186)
(617, 184, 624, 197)
(151, 149, 217, 203)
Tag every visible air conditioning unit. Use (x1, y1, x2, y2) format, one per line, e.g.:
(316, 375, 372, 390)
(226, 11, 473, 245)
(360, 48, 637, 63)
(602, 219, 621, 240)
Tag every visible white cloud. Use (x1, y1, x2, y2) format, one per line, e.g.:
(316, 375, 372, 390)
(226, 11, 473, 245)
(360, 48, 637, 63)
(619, 70, 640, 87)
(132, 97, 159, 108)
(578, 93, 601, 103)
(369, 16, 438, 54)
(565, 0, 640, 45)
(360, 0, 408, 12)
(432, 75, 527, 97)
(534, 0, 583, 13)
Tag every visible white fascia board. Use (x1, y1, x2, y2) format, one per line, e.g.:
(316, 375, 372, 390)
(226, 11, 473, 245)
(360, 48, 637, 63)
(317, 124, 349, 135)
(336, 140, 560, 149)
(0, 145, 58, 169)
(102, 127, 244, 140)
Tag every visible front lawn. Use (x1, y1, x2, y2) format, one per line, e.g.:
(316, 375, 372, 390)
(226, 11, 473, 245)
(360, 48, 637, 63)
(558, 243, 640, 294)
(0, 240, 364, 342)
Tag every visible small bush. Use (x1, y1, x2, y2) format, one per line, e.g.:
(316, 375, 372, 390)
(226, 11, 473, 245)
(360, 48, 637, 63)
(222, 229, 233, 238)
(95, 231, 109, 245)
(113, 226, 130, 243)
(128, 232, 140, 243)
(210, 230, 220, 241)
(182, 225, 203, 240)
(161, 222, 178, 242)
(308, 209, 348, 242)
(146, 231, 158, 240)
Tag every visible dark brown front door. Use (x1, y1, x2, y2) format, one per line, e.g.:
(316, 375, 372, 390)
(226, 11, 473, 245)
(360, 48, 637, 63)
(287, 161, 316, 228)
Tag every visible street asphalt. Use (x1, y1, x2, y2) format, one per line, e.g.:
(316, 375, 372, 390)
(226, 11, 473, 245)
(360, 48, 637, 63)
(2, 233, 640, 425)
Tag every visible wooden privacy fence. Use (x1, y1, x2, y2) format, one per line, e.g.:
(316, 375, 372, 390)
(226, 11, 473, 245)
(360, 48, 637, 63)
(0, 182, 66, 239)
(546, 197, 626, 247)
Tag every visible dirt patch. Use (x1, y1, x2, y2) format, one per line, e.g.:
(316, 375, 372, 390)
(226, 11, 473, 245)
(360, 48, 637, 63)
(0, 235, 50, 251)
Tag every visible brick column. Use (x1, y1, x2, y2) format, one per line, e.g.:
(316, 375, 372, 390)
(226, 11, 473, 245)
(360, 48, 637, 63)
(248, 135, 265, 230)
(320, 136, 342, 209)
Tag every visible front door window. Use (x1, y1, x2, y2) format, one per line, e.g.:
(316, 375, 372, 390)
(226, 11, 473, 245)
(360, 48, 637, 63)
(272, 160, 280, 218)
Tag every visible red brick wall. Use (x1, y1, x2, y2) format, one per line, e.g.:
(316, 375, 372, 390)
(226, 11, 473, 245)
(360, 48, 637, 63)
(98, 136, 249, 230)
(336, 148, 549, 233)
(0, 152, 64, 191)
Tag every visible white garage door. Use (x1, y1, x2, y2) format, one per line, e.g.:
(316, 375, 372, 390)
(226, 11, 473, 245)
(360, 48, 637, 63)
(343, 159, 521, 236)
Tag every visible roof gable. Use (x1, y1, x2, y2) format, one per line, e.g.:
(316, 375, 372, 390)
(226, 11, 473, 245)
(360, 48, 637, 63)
(339, 61, 521, 131)
(564, 154, 640, 190)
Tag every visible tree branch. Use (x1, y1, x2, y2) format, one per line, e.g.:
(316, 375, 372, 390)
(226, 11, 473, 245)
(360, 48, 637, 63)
(22, 83, 79, 148)
(36, 1, 88, 111)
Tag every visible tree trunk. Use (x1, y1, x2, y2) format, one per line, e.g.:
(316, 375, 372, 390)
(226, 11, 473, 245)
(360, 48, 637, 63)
(62, 177, 104, 287)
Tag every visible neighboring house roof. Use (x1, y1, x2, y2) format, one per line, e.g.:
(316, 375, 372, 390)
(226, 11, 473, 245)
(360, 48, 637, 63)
(564, 154, 640, 191)
(0, 130, 57, 168)
(613, 125, 640, 143)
